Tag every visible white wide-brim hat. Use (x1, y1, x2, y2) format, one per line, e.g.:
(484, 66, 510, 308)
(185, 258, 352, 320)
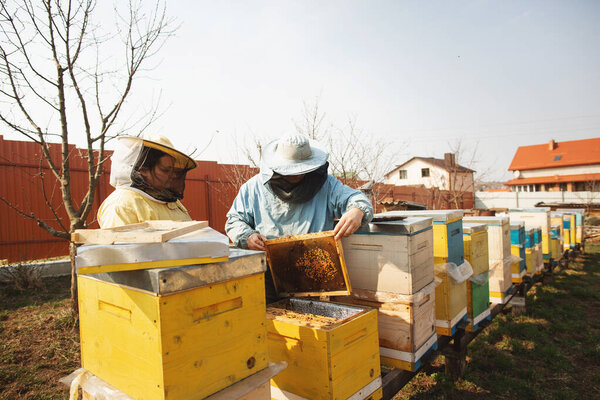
(261, 134, 329, 176)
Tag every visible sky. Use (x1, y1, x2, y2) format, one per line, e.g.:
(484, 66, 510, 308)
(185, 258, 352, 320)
(5, 0, 600, 182)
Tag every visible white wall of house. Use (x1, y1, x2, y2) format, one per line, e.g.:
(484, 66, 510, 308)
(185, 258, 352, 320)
(514, 164, 600, 178)
(475, 191, 600, 209)
(386, 159, 449, 189)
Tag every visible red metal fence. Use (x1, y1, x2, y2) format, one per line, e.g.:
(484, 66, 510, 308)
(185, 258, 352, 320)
(1, 136, 473, 262)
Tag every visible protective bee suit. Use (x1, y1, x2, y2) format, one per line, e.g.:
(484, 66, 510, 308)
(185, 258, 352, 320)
(98, 133, 197, 228)
(225, 134, 374, 249)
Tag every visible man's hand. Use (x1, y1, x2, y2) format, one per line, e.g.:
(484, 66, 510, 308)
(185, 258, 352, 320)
(247, 233, 267, 251)
(333, 207, 364, 240)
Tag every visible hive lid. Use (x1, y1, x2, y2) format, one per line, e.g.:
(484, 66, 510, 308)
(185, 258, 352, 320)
(377, 209, 463, 223)
(75, 226, 229, 274)
(463, 216, 509, 226)
(355, 216, 433, 235)
(463, 222, 488, 234)
(508, 207, 551, 213)
(556, 208, 585, 215)
(509, 221, 525, 229)
(80, 248, 265, 294)
(264, 231, 351, 297)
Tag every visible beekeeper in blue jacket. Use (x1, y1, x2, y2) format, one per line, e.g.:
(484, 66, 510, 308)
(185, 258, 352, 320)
(225, 134, 374, 251)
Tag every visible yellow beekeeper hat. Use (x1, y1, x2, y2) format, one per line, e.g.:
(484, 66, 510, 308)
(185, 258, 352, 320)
(120, 133, 198, 170)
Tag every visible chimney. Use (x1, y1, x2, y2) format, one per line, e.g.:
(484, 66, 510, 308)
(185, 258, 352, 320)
(549, 139, 557, 150)
(444, 153, 456, 168)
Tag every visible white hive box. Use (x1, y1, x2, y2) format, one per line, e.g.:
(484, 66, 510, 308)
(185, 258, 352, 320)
(341, 217, 434, 296)
(508, 208, 551, 257)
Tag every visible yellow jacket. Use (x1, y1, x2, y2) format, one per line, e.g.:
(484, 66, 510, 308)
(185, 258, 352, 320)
(98, 188, 191, 228)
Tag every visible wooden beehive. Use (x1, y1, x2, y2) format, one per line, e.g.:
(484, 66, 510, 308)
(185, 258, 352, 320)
(462, 223, 490, 331)
(466, 273, 490, 332)
(265, 231, 351, 297)
(464, 216, 512, 304)
(557, 208, 585, 244)
(508, 209, 551, 257)
(266, 298, 382, 400)
(463, 223, 489, 276)
(341, 217, 434, 295)
(510, 222, 526, 283)
(377, 210, 467, 336)
(77, 249, 269, 400)
(334, 282, 437, 372)
(524, 228, 536, 276)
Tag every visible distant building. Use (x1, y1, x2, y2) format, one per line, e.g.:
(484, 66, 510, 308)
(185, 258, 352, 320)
(385, 153, 475, 192)
(505, 138, 600, 192)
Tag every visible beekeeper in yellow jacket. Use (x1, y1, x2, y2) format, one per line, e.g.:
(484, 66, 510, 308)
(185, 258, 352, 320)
(98, 133, 197, 228)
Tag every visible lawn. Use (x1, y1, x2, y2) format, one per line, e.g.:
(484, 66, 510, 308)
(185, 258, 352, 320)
(1, 245, 599, 399)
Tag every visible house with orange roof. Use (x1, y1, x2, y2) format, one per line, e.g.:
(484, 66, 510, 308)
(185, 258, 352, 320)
(505, 138, 600, 192)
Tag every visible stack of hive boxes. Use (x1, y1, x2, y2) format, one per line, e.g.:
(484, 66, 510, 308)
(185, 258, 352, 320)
(550, 224, 562, 261)
(75, 226, 278, 400)
(551, 212, 566, 252)
(341, 217, 437, 372)
(509, 221, 527, 284)
(463, 216, 513, 304)
(558, 208, 585, 247)
(375, 210, 471, 337)
(265, 232, 383, 400)
(533, 228, 544, 273)
(508, 208, 551, 265)
(562, 213, 575, 250)
(462, 223, 491, 332)
(524, 228, 537, 276)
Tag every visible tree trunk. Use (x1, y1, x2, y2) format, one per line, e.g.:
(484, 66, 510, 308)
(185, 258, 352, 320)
(70, 241, 79, 317)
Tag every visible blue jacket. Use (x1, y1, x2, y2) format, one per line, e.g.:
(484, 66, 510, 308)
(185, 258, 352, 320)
(225, 172, 374, 248)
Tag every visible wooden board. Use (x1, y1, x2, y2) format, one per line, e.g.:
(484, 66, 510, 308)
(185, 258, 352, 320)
(72, 220, 208, 244)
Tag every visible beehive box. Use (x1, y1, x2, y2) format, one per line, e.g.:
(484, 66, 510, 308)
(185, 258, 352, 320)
(463, 223, 490, 276)
(463, 216, 512, 304)
(341, 217, 434, 295)
(510, 222, 526, 283)
(562, 214, 574, 249)
(378, 211, 465, 265)
(335, 281, 437, 372)
(77, 249, 269, 400)
(466, 272, 490, 332)
(550, 224, 562, 260)
(377, 210, 467, 336)
(524, 228, 537, 276)
(462, 223, 490, 331)
(508, 209, 551, 257)
(266, 298, 382, 400)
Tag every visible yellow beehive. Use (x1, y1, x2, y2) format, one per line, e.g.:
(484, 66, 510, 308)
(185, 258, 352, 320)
(463, 223, 489, 276)
(267, 298, 382, 400)
(78, 250, 269, 400)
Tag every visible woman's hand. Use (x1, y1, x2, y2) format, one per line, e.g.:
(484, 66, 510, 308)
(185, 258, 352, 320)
(333, 207, 364, 240)
(247, 233, 267, 251)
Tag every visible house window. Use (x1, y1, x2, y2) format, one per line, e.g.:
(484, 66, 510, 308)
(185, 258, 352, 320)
(398, 170, 407, 179)
(553, 155, 562, 161)
(421, 168, 430, 177)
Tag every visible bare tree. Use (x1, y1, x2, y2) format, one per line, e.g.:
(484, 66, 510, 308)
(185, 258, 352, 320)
(0, 0, 175, 312)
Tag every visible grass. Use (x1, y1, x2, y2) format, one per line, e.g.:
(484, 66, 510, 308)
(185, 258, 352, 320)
(1, 246, 599, 399)
(393, 243, 600, 399)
